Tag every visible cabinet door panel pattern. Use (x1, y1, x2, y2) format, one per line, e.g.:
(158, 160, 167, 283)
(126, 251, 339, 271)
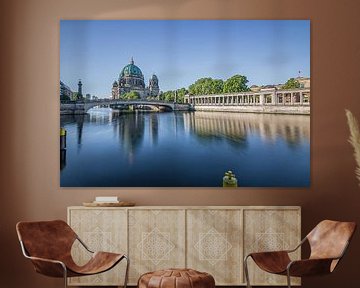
(68, 206, 300, 286)
(244, 209, 301, 286)
(187, 209, 242, 285)
(128, 209, 186, 284)
(68, 209, 127, 286)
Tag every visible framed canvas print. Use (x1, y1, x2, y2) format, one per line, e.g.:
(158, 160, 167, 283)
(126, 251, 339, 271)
(60, 20, 310, 187)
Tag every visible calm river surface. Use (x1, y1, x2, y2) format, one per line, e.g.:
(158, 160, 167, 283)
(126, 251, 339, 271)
(60, 109, 310, 187)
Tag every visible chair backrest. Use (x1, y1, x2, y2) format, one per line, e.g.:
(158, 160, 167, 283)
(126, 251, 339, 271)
(16, 220, 77, 261)
(307, 220, 356, 261)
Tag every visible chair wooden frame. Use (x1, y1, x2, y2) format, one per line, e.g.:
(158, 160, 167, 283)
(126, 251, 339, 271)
(16, 220, 129, 288)
(243, 220, 356, 288)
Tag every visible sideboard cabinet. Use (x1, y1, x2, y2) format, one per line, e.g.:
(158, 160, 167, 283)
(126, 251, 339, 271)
(67, 206, 301, 286)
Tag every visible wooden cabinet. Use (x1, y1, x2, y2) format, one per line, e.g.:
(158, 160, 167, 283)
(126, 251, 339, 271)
(68, 206, 300, 286)
(186, 209, 242, 285)
(128, 209, 186, 284)
(243, 209, 301, 286)
(67, 208, 128, 286)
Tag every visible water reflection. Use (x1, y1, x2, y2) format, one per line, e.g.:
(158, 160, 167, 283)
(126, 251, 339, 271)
(149, 113, 159, 145)
(61, 114, 88, 148)
(60, 109, 310, 187)
(60, 150, 66, 170)
(118, 112, 145, 161)
(184, 111, 309, 148)
(61, 110, 309, 149)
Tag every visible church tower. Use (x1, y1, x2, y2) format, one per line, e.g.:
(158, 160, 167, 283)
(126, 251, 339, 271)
(112, 81, 119, 99)
(149, 74, 160, 97)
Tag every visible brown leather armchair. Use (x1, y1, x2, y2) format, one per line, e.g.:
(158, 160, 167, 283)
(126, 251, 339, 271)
(16, 220, 129, 288)
(244, 220, 356, 288)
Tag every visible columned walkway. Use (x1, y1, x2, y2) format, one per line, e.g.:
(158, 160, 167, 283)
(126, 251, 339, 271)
(184, 88, 310, 107)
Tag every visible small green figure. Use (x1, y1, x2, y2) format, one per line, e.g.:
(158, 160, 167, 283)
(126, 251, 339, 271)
(223, 170, 238, 187)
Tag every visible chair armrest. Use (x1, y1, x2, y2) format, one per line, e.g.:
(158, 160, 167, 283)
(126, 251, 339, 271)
(19, 240, 67, 277)
(245, 237, 306, 259)
(25, 255, 67, 278)
(287, 258, 336, 277)
(76, 236, 94, 253)
(247, 250, 290, 258)
(285, 237, 307, 253)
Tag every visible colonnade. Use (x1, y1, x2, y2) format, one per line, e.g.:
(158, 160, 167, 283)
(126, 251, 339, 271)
(184, 88, 310, 106)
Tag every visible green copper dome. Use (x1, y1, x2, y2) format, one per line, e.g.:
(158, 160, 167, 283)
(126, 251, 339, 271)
(120, 58, 144, 78)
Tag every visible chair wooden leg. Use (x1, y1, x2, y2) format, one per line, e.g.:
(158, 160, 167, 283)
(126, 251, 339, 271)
(123, 255, 130, 288)
(244, 255, 252, 288)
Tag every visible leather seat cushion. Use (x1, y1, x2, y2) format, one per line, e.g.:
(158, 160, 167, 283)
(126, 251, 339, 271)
(138, 268, 215, 288)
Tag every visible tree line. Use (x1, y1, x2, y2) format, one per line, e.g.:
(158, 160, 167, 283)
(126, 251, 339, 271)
(159, 74, 250, 103)
(158, 76, 301, 103)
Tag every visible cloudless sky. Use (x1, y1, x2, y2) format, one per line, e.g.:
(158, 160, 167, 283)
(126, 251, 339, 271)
(60, 20, 310, 98)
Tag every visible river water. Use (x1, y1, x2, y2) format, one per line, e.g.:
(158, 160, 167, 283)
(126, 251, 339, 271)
(60, 108, 310, 187)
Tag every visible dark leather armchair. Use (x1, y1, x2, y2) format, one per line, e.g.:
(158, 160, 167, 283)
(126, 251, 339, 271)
(244, 220, 356, 288)
(16, 220, 129, 288)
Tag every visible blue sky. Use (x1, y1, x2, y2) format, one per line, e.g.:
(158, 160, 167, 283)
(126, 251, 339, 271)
(60, 20, 310, 98)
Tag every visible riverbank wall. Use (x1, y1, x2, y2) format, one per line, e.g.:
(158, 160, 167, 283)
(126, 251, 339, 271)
(60, 103, 85, 115)
(174, 103, 193, 111)
(60, 102, 309, 115)
(193, 105, 310, 115)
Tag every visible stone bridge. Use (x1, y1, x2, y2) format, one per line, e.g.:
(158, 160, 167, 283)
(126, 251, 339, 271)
(61, 99, 193, 115)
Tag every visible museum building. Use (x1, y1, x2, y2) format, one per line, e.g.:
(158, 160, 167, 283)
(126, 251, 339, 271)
(112, 58, 160, 99)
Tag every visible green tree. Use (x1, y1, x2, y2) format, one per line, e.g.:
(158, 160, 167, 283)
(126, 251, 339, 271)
(188, 83, 197, 95)
(60, 94, 71, 102)
(175, 88, 188, 103)
(160, 88, 188, 103)
(282, 78, 300, 89)
(71, 92, 84, 101)
(211, 79, 224, 94)
(223, 75, 249, 93)
(158, 91, 164, 101)
(189, 78, 221, 95)
(122, 91, 140, 100)
(162, 90, 175, 102)
(188, 78, 214, 95)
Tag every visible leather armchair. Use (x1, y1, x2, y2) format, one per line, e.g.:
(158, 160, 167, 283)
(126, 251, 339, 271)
(16, 220, 129, 288)
(244, 220, 356, 288)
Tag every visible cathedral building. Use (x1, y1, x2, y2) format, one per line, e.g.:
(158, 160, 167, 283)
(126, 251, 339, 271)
(112, 58, 160, 99)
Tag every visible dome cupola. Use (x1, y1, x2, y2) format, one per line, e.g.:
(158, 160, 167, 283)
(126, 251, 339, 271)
(120, 57, 144, 79)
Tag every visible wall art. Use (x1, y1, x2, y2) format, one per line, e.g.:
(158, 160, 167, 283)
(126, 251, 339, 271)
(60, 20, 310, 187)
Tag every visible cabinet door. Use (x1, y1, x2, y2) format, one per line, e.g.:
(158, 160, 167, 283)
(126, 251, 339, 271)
(128, 209, 186, 284)
(187, 209, 243, 285)
(68, 208, 128, 286)
(243, 209, 301, 286)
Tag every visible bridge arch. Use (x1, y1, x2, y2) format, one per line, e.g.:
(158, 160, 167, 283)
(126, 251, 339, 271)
(84, 100, 174, 112)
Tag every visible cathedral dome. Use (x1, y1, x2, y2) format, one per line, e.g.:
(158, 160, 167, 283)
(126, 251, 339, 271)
(113, 57, 159, 99)
(120, 58, 143, 79)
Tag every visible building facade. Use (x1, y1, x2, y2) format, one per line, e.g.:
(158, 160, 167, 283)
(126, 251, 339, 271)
(60, 81, 73, 100)
(296, 76, 310, 88)
(184, 87, 310, 106)
(112, 58, 160, 99)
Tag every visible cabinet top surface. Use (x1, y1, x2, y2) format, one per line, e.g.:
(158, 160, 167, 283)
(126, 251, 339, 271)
(68, 205, 301, 210)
